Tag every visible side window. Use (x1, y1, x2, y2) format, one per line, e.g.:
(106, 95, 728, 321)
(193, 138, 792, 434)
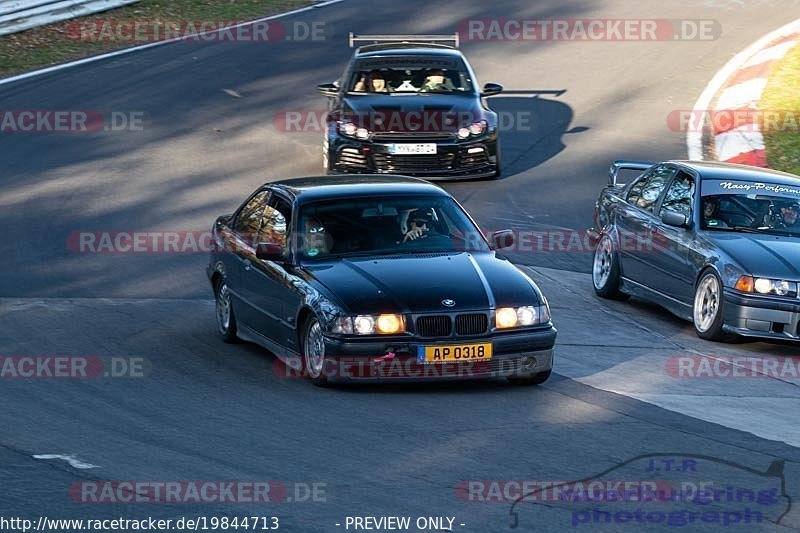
(234, 190, 270, 240)
(661, 172, 695, 218)
(256, 197, 291, 249)
(626, 165, 677, 213)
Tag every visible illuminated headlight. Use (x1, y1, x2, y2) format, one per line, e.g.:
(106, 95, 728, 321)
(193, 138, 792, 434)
(340, 122, 357, 136)
(495, 305, 550, 329)
(355, 127, 370, 140)
(735, 275, 797, 297)
(337, 314, 405, 335)
(469, 120, 487, 136)
(458, 121, 487, 140)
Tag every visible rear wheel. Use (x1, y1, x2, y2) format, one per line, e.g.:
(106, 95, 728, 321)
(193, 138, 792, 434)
(214, 277, 238, 343)
(592, 234, 629, 300)
(693, 271, 736, 342)
(302, 316, 330, 387)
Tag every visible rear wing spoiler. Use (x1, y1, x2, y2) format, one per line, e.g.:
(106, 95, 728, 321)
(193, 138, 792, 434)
(609, 160, 653, 186)
(349, 33, 460, 49)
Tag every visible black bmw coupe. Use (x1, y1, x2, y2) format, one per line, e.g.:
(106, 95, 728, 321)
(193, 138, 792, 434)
(208, 175, 555, 386)
(590, 160, 800, 343)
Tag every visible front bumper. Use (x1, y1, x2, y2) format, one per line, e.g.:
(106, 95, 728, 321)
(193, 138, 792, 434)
(723, 289, 800, 341)
(329, 134, 498, 179)
(320, 326, 556, 383)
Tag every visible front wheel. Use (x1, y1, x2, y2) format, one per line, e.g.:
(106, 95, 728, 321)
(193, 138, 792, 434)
(693, 271, 736, 342)
(215, 277, 238, 343)
(302, 316, 330, 387)
(592, 234, 629, 300)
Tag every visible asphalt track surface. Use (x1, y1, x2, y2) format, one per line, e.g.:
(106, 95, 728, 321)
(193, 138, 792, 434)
(3, 0, 800, 531)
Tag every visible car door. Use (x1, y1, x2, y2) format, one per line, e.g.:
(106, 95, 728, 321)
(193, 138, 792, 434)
(650, 170, 698, 303)
(240, 192, 299, 347)
(616, 164, 677, 286)
(229, 189, 271, 328)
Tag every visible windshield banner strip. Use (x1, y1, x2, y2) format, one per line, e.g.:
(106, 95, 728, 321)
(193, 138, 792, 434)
(702, 180, 800, 198)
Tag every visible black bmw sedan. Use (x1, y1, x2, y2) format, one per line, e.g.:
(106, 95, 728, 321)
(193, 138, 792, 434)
(316, 35, 503, 179)
(207, 175, 555, 386)
(589, 160, 800, 342)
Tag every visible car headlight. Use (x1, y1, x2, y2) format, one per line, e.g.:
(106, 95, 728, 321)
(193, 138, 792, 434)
(495, 305, 550, 329)
(735, 275, 797, 297)
(331, 314, 406, 335)
(457, 120, 487, 140)
(339, 121, 371, 140)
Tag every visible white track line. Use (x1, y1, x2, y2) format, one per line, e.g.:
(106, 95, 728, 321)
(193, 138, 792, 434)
(33, 454, 99, 469)
(686, 17, 800, 160)
(0, 0, 345, 88)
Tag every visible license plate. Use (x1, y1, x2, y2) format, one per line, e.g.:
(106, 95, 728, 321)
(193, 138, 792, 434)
(388, 143, 437, 155)
(417, 343, 492, 364)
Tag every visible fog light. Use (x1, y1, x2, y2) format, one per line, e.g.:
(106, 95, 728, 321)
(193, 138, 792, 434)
(496, 308, 518, 329)
(376, 314, 403, 334)
(754, 278, 772, 294)
(467, 147, 485, 154)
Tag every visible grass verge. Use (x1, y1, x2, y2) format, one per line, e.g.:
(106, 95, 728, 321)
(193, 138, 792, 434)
(0, 0, 317, 79)
(761, 40, 800, 174)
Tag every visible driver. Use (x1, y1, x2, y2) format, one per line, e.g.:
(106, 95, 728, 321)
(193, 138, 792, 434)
(420, 70, 448, 92)
(303, 216, 330, 257)
(778, 201, 800, 228)
(703, 197, 728, 228)
(400, 208, 436, 242)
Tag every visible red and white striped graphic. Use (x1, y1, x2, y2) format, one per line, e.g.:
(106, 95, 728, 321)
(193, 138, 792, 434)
(711, 33, 799, 167)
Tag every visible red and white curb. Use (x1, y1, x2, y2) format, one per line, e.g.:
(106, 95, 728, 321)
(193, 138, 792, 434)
(687, 18, 800, 165)
(712, 33, 799, 166)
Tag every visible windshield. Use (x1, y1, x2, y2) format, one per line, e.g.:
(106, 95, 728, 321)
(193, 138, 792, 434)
(347, 56, 474, 94)
(701, 179, 800, 235)
(298, 195, 489, 260)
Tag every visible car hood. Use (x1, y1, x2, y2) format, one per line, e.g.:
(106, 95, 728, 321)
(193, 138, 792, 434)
(340, 94, 483, 131)
(303, 252, 541, 315)
(704, 232, 800, 279)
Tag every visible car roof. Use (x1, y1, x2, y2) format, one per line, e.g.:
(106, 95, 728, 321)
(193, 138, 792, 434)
(270, 175, 450, 203)
(355, 46, 464, 59)
(671, 160, 800, 186)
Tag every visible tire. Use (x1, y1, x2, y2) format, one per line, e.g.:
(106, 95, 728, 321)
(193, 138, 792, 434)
(214, 277, 238, 343)
(301, 316, 330, 387)
(322, 135, 333, 174)
(491, 142, 502, 179)
(592, 234, 629, 300)
(507, 370, 551, 386)
(693, 270, 736, 342)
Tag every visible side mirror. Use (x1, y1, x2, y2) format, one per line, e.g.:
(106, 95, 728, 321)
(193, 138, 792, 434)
(256, 242, 284, 262)
(491, 230, 515, 251)
(481, 82, 504, 97)
(662, 210, 689, 228)
(317, 83, 339, 97)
